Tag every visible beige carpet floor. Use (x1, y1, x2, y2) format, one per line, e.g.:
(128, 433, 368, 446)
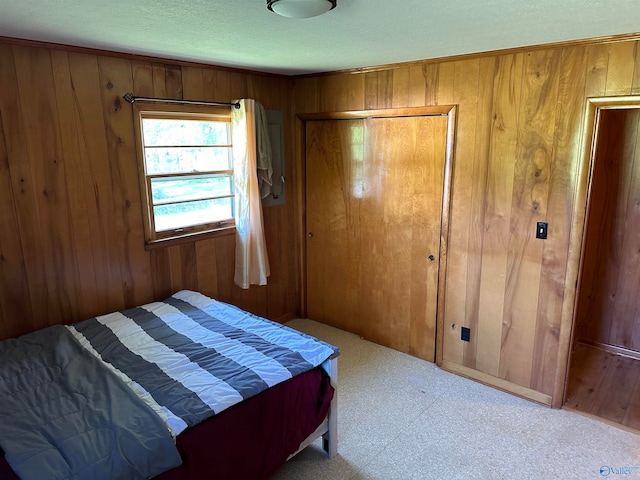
(271, 319, 640, 480)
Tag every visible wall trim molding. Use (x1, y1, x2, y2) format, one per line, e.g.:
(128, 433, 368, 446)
(0, 35, 289, 79)
(577, 340, 640, 362)
(3, 31, 639, 81)
(293, 32, 640, 79)
(441, 360, 553, 406)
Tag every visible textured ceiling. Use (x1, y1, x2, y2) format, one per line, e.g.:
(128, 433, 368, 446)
(0, 0, 639, 75)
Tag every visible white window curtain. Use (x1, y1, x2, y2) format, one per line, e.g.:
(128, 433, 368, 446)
(232, 99, 270, 289)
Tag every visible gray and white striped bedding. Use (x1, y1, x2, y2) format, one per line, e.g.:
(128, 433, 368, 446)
(68, 290, 339, 437)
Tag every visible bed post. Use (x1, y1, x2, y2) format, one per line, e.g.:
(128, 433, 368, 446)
(321, 355, 338, 458)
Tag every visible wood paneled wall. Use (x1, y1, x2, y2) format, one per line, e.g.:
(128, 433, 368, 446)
(293, 38, 640, 405)
(575, 108, 640, 352)
(0, 40, 297, 340)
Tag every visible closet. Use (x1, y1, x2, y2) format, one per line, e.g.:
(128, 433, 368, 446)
(303, 109, 453, 363)
(564, 105, 640, 430)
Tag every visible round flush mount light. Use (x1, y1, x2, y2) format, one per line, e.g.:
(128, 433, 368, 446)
(267, 0, 337, 19)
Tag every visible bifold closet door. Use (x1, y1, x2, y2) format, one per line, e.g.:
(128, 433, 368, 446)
(305, 115, 447, 362)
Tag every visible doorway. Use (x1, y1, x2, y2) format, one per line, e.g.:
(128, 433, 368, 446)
(564, 98, 640, 430)
(300, 107, 455, 363)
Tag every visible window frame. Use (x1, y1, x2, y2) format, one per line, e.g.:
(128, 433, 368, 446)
(132, 102, 235, 248)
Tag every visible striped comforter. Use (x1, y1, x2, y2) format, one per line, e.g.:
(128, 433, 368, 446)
(68, 290, 338, 436)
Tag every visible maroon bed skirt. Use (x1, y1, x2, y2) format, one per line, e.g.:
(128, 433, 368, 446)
(158, 367, 334, 480)
(0, 367, 334, 480)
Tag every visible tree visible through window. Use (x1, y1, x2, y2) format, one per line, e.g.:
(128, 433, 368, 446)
(134, 105, 235, 245)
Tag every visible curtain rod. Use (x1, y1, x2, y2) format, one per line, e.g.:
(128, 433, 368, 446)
(123, 92, 241, 109)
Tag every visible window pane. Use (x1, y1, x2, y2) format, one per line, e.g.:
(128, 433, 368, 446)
(145, 146, 232, 174)
(151, 175, 233, 204)
(143, 118, 230, 147)
(154, 198, 233, 231)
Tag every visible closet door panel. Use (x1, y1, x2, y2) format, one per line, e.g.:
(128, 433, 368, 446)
(306, 120, 363, 335)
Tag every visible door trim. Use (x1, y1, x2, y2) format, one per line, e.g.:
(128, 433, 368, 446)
(295, 105, 457, 366)
(556, 95, 640, 408)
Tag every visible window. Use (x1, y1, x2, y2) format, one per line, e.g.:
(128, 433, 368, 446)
(133, 104, 235, 246)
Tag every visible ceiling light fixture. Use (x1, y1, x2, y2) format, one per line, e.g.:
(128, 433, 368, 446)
(267, 0, 337, 19)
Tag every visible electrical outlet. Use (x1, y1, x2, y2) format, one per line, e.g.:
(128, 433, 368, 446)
(461, 327, 471, 342)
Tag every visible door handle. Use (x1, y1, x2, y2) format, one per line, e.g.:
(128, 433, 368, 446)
(428, 254, 435, 262)
(308, 232, 314, 238)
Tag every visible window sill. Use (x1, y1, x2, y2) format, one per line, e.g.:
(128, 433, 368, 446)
(144, 226, 235, 251)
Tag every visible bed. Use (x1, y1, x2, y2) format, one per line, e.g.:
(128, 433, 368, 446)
(0, 290, 338, 480)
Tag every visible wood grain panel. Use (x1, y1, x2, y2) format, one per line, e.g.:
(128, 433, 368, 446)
(150, 249, 172, 300)
(474, 54, 523, 377)
(534, 46, 589, 399)
(457, 58, 486, 369)
(210, 70, 232, 103)
(633, 41, 640, 94)
(132, 61, 154, 97)
(152, 64, 168, 97)
(50, 50, 101, 319)
(405, 66, 427, 107)
(0, 105, 33, 339)
(443, 58, 482, 368)
(195, 239, 219, 299)
(67, 53, 125, 313)
(421, 64, 439, 105)
(391, 67, 410, 108)
(13, 45, 81, 324)
(604, 42, 636, 95)
(364, 70, 393, 109)
(264, 201, 294, 321)
(500, 50, 560, 387)
(318, 74, 365, 112)
(584, 44, 610, 97)
(164, 64, 183, 99)
(0, 45, 47, 333)
(182, 66, 204, 99)
(98, 56, 153, 308)
(228, 71, 249, 101)
(436, 62, 455, 105)
(179, 243, 198, 291)
(213, 235, 233, 304)
(293, 77, 319, 113)
(227, 232, 245, 310)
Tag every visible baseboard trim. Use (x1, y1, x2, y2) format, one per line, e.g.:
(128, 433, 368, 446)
(576, 339, 640, 361)
(440, 360, 552, 406)
(273, 312, 297, 324)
